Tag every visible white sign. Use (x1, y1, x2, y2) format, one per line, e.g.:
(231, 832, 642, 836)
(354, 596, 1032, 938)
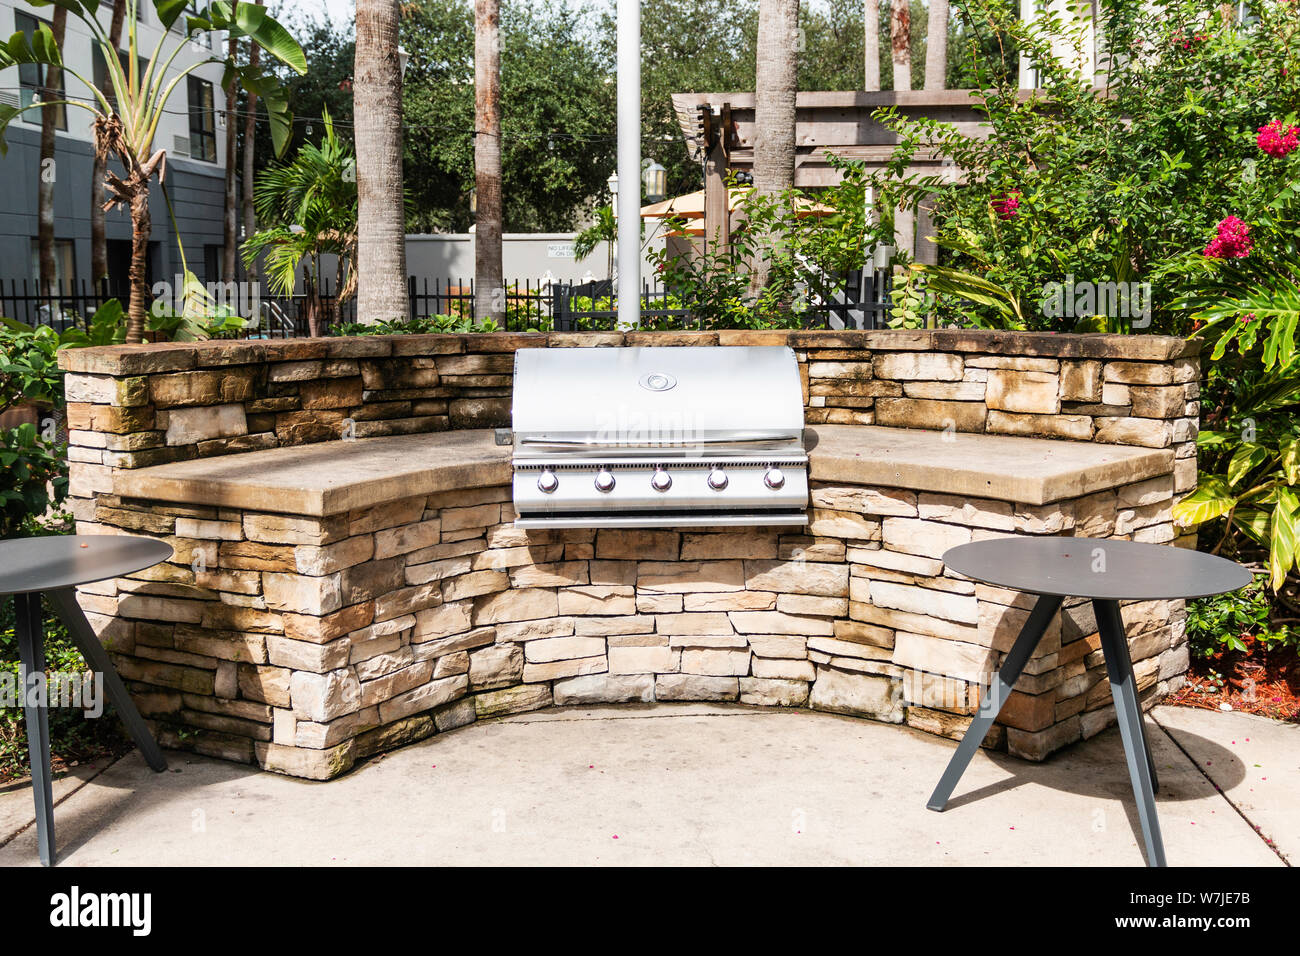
(547, 243, 576, 258)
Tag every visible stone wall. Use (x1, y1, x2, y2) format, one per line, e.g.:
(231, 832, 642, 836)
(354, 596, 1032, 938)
(58, 329, 1199, 496)
(57, 329, 1201, 779)
(82, 473, 1186, 780)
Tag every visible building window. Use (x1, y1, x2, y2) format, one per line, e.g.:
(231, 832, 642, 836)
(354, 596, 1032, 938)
(203, 245, 223, 284)
(92, 47, 136, 106)
(187, 76, 218, 162)
(29, 239, 77, 290)
(15, 12, 66, 130)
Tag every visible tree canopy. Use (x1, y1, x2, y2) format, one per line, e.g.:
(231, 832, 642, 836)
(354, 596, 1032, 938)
(262, 0, 986, 232)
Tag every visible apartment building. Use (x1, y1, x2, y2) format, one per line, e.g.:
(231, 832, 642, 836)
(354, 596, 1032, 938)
(0, 0, 233, 292)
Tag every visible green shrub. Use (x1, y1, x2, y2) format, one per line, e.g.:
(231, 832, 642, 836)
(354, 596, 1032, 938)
(0, 561, 128, 777)
(863, 0, 1300, 332)
(0, 423, 67, 540)
(331, 314, 502, 336)
(1185, 579, 1295, 658)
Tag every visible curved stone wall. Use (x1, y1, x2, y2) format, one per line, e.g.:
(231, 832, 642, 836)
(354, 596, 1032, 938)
(58, 330, 1201, 779)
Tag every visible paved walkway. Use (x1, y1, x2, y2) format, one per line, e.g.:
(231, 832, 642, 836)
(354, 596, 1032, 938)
(0, 703, 1289, 866)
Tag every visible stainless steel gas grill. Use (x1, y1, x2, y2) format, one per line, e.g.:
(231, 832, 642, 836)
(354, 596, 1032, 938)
(511, 346, 809, 529)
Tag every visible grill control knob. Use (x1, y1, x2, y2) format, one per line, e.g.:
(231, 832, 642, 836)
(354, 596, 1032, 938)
(594, 469, 616, 493)
(651, 468, 672, 492)
(763, 467, 786, 490)
(536, 470, 559, 494)
(707, 468, 729, 491)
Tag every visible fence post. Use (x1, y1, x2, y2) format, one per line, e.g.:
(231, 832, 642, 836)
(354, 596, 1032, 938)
(408, 275, 417, 321)
(556, 282, 569, 332)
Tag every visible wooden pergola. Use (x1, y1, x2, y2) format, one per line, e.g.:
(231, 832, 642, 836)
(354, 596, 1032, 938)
(668, 90, 997, 263)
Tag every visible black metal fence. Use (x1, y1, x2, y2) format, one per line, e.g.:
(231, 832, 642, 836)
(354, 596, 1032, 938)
(0, 278, 134, 334)
(1, 270, 892, 337)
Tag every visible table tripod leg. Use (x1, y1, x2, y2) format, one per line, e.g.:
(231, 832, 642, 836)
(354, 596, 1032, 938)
(1094, 599, 1166, 868)
(47, 588, 168, 773)
(927, 593, 1062, 812)
(14, 593, 56, 866)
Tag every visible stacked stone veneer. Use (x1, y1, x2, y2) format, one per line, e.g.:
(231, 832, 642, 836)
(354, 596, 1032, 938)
(58, 330, 1201, 779)
(58, 329, 1200, 477)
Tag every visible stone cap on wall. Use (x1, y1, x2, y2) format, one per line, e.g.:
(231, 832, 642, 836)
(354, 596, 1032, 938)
(58, 329, 1200, 376)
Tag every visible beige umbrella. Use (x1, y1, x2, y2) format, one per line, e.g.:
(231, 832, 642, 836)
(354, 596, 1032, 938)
(640, 187, 835, 222)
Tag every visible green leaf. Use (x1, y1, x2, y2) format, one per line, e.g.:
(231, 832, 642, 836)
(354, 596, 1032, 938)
(0, 101, 21, 156)
(1227, 443, 1266, 487)
(1280, 438, 1300, 485)
(1269, 489, 1300, 591)
(1233, 507, 1271, 546)
(221, 2, 307, 74)
(152, 0, 188, 30)
(1171, 476, 1236, 528)
(1195, 430, 1236, 448)
(23, 0, 89, 20)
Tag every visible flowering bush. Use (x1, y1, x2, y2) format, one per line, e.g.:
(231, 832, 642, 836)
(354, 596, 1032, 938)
(990, 191, 1020, 220)
(856, 0, 1300, 332)
(1204, 216, 1254, 259)
(1257, 119, 1299, 157)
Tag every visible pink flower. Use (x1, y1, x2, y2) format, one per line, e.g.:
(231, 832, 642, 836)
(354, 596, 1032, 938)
(1203, 216, 1253, 258)
(992, 190, 1020, 220)
(1257, 120, 1299, 158)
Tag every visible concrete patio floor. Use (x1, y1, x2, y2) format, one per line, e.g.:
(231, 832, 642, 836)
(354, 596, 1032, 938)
(0, 703, 1290, 867)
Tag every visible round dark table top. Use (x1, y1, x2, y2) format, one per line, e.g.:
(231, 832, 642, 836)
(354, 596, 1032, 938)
(0, 535, 173, 595)
(943, 537, 1253, 601)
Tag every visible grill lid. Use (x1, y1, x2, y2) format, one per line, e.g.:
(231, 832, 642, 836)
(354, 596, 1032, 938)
(512, 346, 804, 448)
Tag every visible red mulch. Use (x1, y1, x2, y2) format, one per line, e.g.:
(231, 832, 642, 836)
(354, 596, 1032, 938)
(1168, 640, 1300, 723)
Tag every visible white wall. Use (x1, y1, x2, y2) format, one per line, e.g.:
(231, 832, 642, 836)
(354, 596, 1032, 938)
(405, 229, 666, 287)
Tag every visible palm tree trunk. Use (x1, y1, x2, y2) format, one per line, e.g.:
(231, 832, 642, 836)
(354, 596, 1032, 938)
(222, 30, 240, 282)
(354, 0, 409, 325)
(474, 0, 504, 324)
(126, 187, 151, 343)
(891, 0, 912, 92)
(751, 0, 800, 297)
(37, 8, 67, 290)
(91, 0, 127, 285)
(864, 0, 880, 90)
(242, 5, 261, 284)
(924, 0, 948, 90)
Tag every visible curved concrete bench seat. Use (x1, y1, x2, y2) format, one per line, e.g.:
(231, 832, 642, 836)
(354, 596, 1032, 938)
(92, 423, 1183, 779)
(59, 329, 1200, 779)
(112, 424, 1174, 515)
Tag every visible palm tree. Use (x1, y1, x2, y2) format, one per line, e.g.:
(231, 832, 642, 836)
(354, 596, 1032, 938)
(222, 31, 240, 282)
(242, 1, 263, 286)
(474, 0, 504, 324)
(90, 0, 127, 285)
(37, 8, 66, 289)
(924, 0, 948, 90)
(752, 0, 800, 296)
(864, 0, 880, 90)
(0, 0, 305, 343)
(354, 0, 409, 325)
(242, 111, 357, 337)
(891, 0, 912, 91)
(573, 206, 617, 285)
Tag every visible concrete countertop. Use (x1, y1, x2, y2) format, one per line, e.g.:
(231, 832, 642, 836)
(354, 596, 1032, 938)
(113, 424, 1174, 516)
(113, 429, 513, 516)
(807, 425, 1173, 505)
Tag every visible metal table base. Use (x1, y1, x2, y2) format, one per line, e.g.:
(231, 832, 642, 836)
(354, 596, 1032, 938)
(926, 594, 1167, 866)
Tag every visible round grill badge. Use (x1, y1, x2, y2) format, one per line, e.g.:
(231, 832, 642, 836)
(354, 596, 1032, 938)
(638, 372, 677, 392)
